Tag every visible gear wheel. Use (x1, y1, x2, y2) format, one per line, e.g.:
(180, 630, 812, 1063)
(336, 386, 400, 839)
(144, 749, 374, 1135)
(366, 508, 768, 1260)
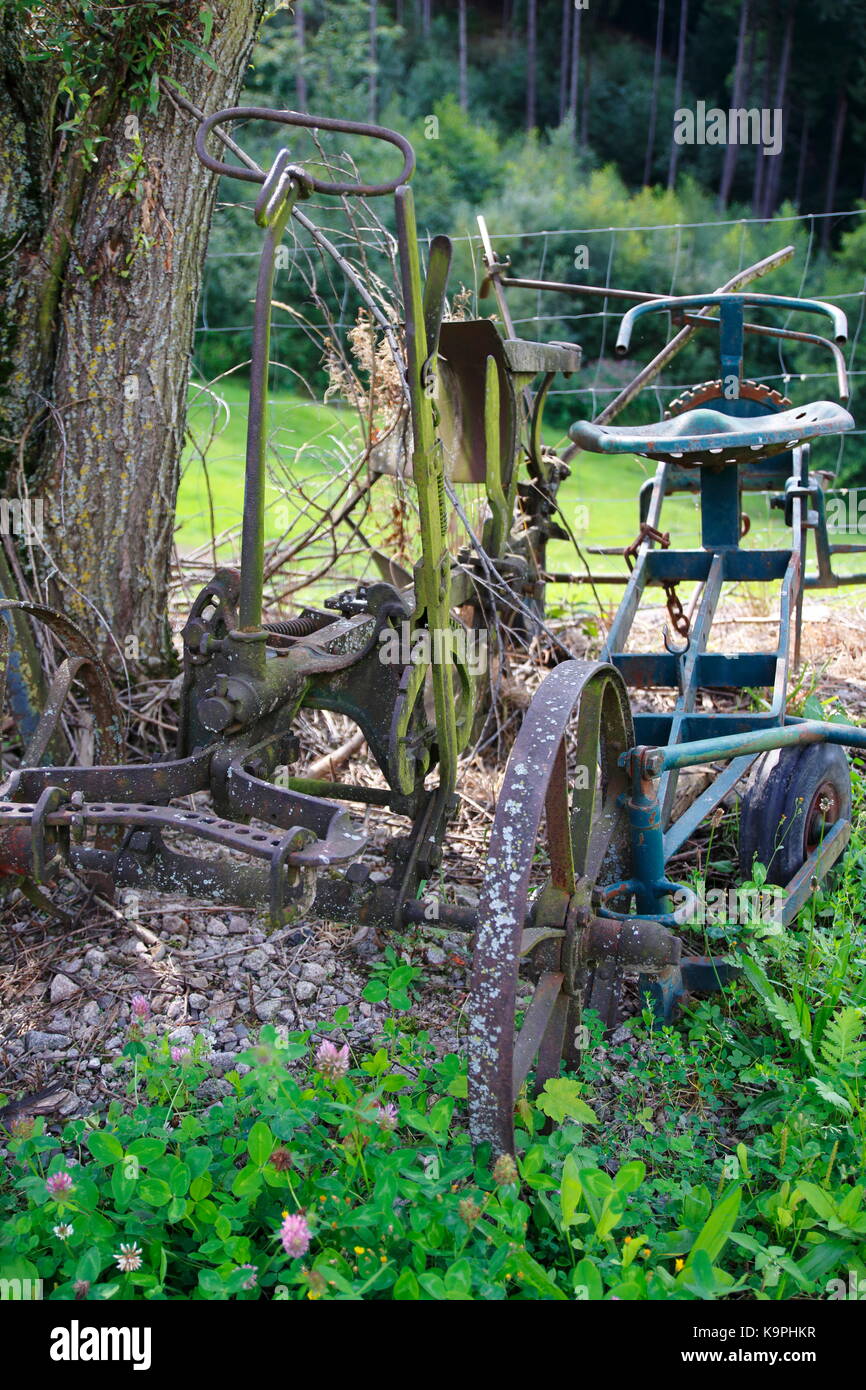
(665, 379, 792, 419)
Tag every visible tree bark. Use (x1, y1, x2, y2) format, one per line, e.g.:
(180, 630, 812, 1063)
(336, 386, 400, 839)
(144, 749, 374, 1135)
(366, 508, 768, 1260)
(643, 0, 666, 186)
(0, 2, 265, 667)
(667, 0, 688, 188)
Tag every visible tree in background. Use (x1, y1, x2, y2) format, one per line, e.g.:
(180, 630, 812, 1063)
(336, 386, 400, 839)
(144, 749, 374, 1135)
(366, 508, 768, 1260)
(643, 0, 667, 185)
(0, 2, 265, 666)
(667, 0, 689, 188)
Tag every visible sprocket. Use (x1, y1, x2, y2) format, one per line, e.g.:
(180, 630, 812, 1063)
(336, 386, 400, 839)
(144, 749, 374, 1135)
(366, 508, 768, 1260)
(665, 379, 792, 419)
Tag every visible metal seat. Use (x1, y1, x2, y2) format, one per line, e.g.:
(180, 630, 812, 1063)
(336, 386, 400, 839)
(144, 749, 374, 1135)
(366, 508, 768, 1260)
(570, 400, 854, 467)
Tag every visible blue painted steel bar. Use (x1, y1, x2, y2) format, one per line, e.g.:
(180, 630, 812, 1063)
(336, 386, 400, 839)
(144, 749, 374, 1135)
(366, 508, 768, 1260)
(657, 553, 725, 824)
(616, 293, 848, 356)
(648, 718, 866, 775)
(646, 550, 788, 582)
(662, 753, 757, 859)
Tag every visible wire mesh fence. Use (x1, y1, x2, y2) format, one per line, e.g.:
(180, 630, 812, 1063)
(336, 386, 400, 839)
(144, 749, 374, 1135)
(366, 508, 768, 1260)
(179, 199, 866, 595)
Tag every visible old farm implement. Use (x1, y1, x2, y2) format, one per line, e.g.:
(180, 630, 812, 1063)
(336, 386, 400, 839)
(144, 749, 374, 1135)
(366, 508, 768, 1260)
(1, 107, 865, 1156)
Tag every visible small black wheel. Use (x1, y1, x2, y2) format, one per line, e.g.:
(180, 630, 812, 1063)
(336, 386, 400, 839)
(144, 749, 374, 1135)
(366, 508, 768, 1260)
(738, 743, 852, 886)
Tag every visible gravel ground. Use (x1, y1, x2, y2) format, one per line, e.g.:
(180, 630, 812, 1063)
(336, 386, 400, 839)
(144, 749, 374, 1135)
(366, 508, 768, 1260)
(1, 599, 863, 1130)
(0, 883, 478, 1120)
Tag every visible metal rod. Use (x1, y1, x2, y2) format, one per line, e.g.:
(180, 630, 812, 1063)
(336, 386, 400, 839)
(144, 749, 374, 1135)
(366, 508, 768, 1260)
(651, 717, 866, 774)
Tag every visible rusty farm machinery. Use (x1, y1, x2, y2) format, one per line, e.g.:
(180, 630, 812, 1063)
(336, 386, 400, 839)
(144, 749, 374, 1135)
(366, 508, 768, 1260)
(1, 107, 865, 1156)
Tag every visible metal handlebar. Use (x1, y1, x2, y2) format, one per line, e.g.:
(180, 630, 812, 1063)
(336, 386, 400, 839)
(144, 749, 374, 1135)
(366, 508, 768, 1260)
(616, 292, 848, 356)
(195, 105, 415, 197)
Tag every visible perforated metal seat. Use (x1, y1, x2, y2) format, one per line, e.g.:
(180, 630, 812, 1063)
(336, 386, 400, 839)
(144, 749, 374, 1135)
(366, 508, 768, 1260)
(569, 400, 854, 467)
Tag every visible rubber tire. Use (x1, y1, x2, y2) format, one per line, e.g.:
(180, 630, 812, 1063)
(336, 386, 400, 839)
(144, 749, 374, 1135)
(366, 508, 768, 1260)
(738, 742, 852, 887)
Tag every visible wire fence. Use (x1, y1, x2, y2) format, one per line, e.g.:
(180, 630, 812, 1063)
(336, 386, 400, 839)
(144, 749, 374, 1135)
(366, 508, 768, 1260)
(183, 200, 866, 576)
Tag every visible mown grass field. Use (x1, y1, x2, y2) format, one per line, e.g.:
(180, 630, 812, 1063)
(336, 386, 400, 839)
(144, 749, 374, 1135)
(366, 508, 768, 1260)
(178, 381, 864, 603)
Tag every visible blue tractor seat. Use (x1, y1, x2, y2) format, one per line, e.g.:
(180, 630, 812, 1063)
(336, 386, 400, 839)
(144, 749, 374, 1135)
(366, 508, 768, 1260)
(570, 399, 854, 468)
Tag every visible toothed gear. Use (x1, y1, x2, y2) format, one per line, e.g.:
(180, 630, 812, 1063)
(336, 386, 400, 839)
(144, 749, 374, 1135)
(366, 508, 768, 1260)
(665, 379, 792, 419)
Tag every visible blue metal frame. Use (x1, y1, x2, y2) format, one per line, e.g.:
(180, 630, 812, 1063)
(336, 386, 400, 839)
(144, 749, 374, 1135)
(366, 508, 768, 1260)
(585, 290, 866, 1017)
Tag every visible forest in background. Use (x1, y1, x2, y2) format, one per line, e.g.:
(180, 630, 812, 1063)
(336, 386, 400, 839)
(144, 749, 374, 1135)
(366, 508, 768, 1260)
(196, 0, 866, 474)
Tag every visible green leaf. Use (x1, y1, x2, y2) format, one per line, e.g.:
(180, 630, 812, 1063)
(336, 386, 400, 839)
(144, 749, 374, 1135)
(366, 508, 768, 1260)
(688, 1186, 741, 1266)
(504, 1247, 567, 1299)
(127, 1138, 166, 1165)
(186, 1147, 213, 1180)
(110, 1164, 137, 1211)
(536, 1078, 599, 1125)
(169, 1162, 191, 1197)
(560, 1152, 583, 1229)
(613, 1160, 645, 1193)
(796, 1181, 838, 1223)
(75, 1248, 105, 1284)
(248, 1121, 275, 1168)
(362, 980, 388, 1004)
(139, 1177, 172, 1207)
(809, 1077, 853, 1113)
(190, 1172, 213, 1202)
(86, 1131, 124, 1165)
(232, 1164, 263, 1200)
(393, 1267, 420, 1300)
(443, 1258, 473, 1299)
(573, 1258, 603, 1300)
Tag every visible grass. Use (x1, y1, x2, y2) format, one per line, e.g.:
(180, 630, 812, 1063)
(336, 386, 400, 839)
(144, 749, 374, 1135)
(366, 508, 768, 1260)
(178, 382, 866, 609)
(178, 379, 361, 553)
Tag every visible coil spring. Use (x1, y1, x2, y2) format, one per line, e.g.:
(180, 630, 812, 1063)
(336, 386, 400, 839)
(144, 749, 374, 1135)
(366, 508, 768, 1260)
(264, 611, 330, 639)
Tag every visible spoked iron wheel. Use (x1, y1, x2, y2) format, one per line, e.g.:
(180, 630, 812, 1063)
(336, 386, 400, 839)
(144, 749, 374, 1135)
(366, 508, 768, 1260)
(0, 600, 122, 775)
(468, 658, 672, 1155)
(0, 600, 124, 914)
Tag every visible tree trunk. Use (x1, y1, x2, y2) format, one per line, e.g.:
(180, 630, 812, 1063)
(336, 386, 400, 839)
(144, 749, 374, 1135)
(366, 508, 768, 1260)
(761, 0, 794, 218)
(667, 0, 689, 188)
(751, 24, 772, 216)
(822, 84, 849, 250)
(580, 24, 592, 148)
(568, 1, 582, 143)
(370, 0, 378, 122)
(0, 2, 265, 668)
(295, 0, 308, 111)
(718, 0, 751, 208)
(643, 0, 666, 186)
(559, 0, 571, 123)
(526, 0, 537, 131)
(458, 0, 468, 111)
(794, 109, 810, 208)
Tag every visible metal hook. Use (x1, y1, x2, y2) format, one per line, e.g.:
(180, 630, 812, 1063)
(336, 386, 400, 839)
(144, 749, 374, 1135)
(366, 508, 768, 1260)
(663, 624, 690, 656)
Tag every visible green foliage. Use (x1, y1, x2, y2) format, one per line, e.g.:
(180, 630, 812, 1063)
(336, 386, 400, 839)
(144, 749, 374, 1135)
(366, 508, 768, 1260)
(13, 4, 217, 162)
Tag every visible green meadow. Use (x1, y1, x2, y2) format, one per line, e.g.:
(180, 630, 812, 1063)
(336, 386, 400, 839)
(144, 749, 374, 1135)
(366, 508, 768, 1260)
(178, 381, 860, 601)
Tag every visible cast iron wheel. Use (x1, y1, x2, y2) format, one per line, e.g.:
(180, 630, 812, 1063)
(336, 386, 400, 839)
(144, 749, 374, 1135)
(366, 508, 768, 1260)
(738, 742, 852, 887)
(467, 658, 639, 1155)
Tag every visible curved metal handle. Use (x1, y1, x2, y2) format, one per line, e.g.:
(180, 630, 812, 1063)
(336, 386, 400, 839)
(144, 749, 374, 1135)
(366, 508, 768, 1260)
(615, 292, 848, 356)
(195, 105, 415, 196)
